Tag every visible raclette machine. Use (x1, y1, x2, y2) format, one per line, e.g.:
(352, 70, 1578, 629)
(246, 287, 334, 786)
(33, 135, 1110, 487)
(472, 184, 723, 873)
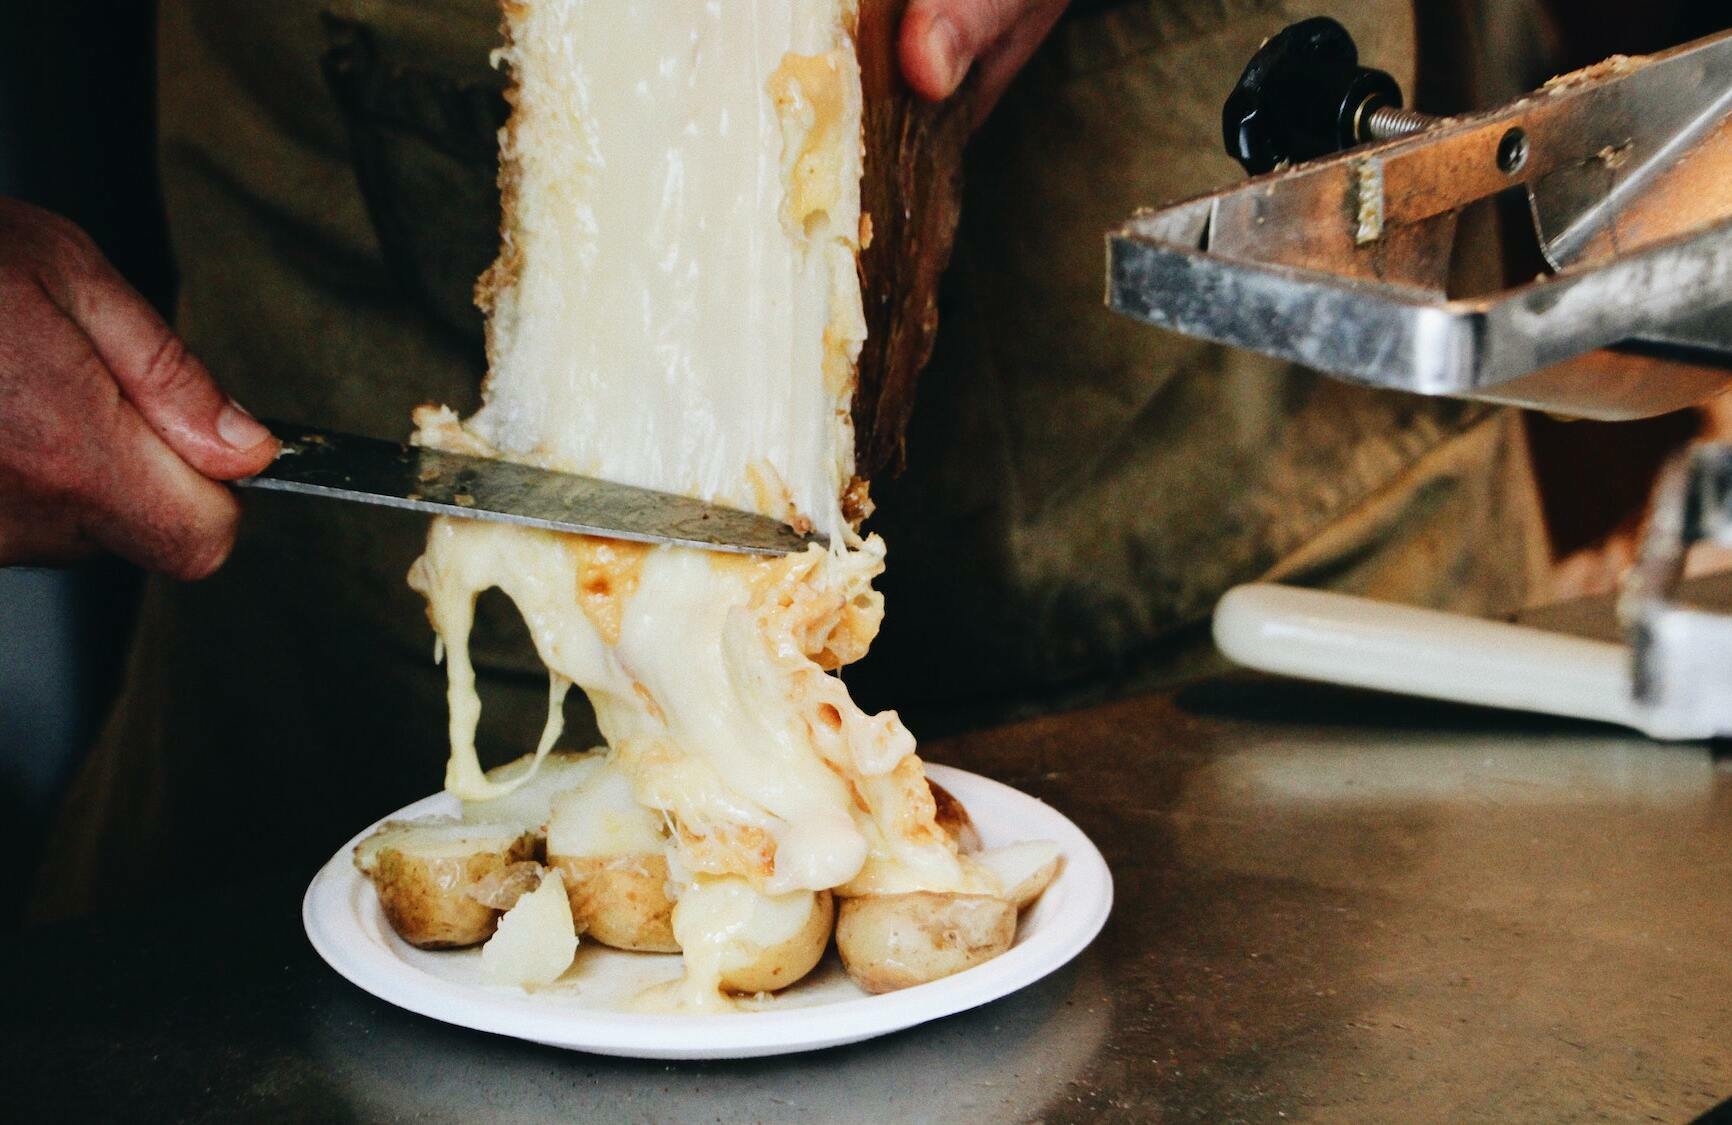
(1107, 19, 1732, 738)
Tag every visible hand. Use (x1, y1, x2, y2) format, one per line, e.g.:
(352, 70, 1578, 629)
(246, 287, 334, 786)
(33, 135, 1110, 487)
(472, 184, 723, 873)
(0, 198, 277, 579)
(899, 0, 1070, 123)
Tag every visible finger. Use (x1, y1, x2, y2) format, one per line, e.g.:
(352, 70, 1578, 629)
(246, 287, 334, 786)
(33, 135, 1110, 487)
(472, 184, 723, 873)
(78, 398, 246, 581)
(0, 495, 96, 569)
(35, 224, 277, 481)
(0, 279, 245, 580)
(901, 0, 1032, 101)
(967, 0, 1067, 124)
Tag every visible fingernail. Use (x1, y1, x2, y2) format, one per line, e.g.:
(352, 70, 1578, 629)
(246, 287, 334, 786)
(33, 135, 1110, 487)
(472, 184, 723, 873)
(929, 16, 968, 94)
(217, 398, 271, 450)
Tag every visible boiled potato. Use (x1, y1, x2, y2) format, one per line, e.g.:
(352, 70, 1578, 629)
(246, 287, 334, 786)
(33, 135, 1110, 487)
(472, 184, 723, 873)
(717, 890, 833, 994)
(548, 854, 679, 952)
(927, 780, 982, 854)
(545, 759, 678, 951)
(481, 868, 579, 989)
(460, 748, 606, 836)
(976, 841, 1063, 910)
(835, 892, 1016, 994)
(673, 878, 834, 995)
(354, 819, 536, 949)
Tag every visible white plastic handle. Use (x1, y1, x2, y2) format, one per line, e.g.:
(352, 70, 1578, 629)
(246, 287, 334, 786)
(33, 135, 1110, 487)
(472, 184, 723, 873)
(1213, 584, 1641, 731)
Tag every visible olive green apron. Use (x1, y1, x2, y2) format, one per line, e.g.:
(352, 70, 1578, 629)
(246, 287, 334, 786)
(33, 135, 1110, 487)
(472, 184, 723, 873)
(33, 0, 1548, 922)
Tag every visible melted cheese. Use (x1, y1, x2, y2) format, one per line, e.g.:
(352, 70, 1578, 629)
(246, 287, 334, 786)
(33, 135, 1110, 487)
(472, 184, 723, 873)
(472, 0, 865, 544)
(458, 749, 605, 834)
(546, 755, 667, 858)
(644, 876, 822, 1011)
(411, 0, 984, 1006)
(410, 519, 979, 900)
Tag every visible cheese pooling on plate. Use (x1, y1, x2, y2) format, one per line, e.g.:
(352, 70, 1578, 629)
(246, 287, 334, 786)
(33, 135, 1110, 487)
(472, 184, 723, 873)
(407, 0, 991, 1007)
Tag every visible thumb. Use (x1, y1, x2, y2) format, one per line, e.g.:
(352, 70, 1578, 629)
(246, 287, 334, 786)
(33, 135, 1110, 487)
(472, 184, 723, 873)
(900, 0, 1028, 100)
(41, 227, 277, 481)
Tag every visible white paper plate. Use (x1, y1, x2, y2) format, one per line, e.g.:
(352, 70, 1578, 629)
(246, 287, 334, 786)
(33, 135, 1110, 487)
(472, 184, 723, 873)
(303, 764, 1112, 1059)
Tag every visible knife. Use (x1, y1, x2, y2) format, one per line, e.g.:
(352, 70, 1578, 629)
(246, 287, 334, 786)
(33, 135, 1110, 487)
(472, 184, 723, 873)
(235, 420, 823, 557)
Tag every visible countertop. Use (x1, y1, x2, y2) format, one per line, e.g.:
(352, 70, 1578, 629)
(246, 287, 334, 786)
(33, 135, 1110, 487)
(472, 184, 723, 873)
(4, 674, 1730, 1123)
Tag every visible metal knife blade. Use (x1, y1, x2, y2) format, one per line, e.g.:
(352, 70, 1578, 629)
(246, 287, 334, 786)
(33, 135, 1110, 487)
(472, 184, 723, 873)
(235, 420, 823, 556)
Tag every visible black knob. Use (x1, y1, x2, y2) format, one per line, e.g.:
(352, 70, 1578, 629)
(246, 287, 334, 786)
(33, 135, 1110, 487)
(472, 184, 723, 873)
(1223, 17, 1403, 175)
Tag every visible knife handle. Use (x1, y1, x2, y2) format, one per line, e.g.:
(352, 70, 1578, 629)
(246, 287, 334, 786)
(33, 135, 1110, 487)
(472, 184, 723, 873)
(1212, 584, 1643, 732)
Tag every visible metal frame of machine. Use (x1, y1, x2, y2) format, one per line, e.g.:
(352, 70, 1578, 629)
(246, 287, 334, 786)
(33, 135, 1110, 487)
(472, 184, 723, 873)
(1108, 28, 1732, 421)
(1111, 25, 1732, 739)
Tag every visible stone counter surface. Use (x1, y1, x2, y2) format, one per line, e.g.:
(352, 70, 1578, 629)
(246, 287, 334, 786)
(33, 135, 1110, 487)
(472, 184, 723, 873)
(4, 677, 1730, 1123)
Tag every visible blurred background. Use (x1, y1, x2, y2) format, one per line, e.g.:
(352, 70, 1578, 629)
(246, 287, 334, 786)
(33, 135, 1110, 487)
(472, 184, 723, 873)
(0, 0, 1728, 937)
(1, 2, 166, 931)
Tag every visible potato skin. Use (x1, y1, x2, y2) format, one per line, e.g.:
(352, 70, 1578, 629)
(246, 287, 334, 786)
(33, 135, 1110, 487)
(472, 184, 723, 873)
(718, 889, 835, 995)
(372, 835, 536, 950)
(835, 892, 1015, 994)
(547, 853, 680, 953)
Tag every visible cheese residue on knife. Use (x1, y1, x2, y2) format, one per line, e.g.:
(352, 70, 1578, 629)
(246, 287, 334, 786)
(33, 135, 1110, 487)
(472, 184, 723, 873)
(406, 0, 987, 1009)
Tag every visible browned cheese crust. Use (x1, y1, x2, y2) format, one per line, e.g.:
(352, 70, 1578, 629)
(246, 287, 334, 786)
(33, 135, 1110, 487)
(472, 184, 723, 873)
(472, 0, 531, 377)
